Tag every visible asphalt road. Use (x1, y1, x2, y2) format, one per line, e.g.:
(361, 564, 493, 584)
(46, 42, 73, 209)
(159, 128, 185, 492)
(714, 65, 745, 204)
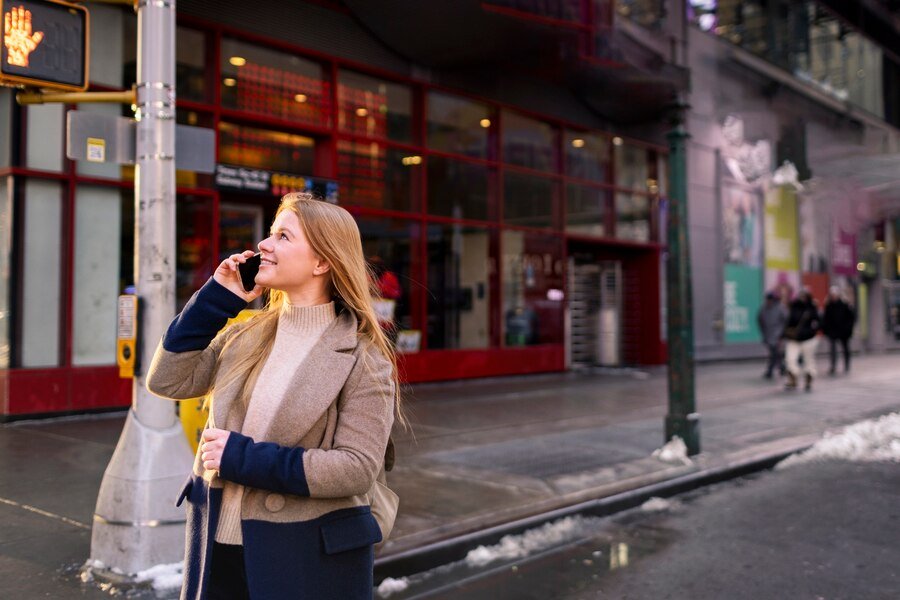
(391, 459, 900, 600)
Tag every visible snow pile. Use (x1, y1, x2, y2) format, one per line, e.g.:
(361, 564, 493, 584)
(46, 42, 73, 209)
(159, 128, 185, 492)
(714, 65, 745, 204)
(377, 577, 410, 597)
(465, 516, 590, 568)
(652, 436, 693, 466)
(641, 497, 672, 512)
(135, 562, 183, 590)
(778, 412, 900, 470)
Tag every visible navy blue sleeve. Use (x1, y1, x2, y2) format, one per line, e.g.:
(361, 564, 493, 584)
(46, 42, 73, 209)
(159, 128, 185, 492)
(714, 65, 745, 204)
(162, 277, 248, 352)
(218, 431, 311, 497)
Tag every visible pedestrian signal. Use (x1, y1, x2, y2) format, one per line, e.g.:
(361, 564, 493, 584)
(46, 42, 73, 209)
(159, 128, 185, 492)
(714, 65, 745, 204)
(1, 0, 89, 91)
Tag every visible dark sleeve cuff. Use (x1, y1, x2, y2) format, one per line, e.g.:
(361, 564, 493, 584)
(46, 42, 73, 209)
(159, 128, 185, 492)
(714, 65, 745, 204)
(162, 277, 248, 352)
(219, 431, 311, 497)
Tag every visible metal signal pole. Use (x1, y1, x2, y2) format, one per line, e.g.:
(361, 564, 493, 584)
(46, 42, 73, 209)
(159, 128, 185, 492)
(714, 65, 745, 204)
(89, 0, 193, 574)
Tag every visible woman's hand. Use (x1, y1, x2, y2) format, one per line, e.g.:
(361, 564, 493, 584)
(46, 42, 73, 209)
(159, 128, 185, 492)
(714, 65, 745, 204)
(212, 250, 264, 303)
(200, 428, 232, 472)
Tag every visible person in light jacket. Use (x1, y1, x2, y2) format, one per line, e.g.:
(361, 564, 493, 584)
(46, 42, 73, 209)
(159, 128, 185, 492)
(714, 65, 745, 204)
(147, 193, 404, 600)
(782, 288, 821, 391)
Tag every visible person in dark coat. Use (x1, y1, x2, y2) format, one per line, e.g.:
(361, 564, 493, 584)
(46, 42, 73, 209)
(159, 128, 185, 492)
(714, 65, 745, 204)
(822, 286, 855, 374)
(757, 291, 787, 379)
(782, 288, 821, 391)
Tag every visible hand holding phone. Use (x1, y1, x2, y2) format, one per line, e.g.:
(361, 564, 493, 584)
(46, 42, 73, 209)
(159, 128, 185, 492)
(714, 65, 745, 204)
(238, 253, 262, 292)
(213, 250, 264, 302)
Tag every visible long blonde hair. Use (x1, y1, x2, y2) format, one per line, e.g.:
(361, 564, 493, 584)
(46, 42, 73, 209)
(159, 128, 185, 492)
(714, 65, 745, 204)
(211, 192, 406, 430)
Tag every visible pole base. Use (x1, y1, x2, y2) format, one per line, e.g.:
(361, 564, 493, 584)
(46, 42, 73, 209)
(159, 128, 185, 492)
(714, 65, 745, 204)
(89, 409, 194, 574)
(665, 412, 701, 456)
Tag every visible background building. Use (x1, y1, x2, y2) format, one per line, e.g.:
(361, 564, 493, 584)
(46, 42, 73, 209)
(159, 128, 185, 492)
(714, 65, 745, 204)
(0, 0, 686, 417)
(683, 0, 900, 360)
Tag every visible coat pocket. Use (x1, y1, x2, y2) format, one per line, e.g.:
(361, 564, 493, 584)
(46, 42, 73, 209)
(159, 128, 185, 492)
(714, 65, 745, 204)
(320, 510, 383, 555)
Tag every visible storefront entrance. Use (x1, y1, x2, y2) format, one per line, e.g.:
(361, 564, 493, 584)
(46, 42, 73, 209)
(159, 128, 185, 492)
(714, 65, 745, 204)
(565, 240, 666, 369)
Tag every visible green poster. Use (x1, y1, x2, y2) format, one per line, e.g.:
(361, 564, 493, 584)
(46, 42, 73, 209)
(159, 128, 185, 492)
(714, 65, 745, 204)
(724, 264, 762, 344)
(764, 187, 799, 271)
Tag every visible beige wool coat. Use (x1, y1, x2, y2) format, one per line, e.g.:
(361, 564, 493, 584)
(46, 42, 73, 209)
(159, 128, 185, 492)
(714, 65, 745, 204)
(145, 280, 394, 599)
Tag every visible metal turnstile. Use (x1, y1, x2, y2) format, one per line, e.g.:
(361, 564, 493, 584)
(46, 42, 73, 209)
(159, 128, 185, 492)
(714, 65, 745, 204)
(568, 259, 622, 369)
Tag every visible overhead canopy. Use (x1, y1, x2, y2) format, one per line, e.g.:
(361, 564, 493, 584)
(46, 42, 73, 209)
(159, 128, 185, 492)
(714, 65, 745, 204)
(342, 0, 688, 123)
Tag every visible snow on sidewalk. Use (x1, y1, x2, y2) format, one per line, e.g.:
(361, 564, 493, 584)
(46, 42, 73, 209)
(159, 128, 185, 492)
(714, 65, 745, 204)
(777, 411, 900, 469)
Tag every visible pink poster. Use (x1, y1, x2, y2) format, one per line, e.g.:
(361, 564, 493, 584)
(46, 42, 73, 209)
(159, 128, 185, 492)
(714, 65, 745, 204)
(832, 227, 857, 276)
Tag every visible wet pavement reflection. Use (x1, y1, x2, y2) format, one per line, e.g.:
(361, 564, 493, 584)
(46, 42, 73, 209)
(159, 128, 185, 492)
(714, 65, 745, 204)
(375, 507, 681, 599)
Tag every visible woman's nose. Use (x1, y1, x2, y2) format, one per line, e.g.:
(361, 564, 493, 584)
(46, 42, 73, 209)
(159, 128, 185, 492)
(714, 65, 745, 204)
(258, 236, 273, 252)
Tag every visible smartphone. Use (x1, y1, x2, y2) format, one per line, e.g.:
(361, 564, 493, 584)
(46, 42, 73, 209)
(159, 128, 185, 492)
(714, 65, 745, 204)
(238, 253, 262, 292)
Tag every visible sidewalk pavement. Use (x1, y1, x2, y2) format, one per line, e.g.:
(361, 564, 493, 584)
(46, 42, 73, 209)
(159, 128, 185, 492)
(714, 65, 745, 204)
(2, 354, 899, 597)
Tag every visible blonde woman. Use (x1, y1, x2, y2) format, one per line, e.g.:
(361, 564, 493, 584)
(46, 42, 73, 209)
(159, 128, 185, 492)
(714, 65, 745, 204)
(147, 193, 402, 600)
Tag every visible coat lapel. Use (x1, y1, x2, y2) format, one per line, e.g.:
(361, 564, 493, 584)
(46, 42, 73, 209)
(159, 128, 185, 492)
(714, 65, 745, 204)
(261, 309, 359, 446)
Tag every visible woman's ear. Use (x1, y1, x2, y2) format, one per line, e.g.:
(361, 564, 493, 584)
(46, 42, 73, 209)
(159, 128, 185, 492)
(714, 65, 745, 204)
(313, 258, 331, 276)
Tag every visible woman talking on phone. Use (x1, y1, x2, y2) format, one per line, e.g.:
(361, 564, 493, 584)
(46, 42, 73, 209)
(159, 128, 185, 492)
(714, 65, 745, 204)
(146, 192, 402, 600)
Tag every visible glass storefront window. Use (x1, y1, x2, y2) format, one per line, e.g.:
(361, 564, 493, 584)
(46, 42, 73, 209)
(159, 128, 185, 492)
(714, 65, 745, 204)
(19, 179, 63, 367)
(502, 110, 557, 172)
(221, 38, 329, 126)
(566, 130, 610, 182)
(123, 23, 208, 102)
(91, 4, 131, 88)
(615, 0, 666, 30)
(615, 142, 650, 191)
(355, 217, 418, 337)
(73, 187, 125, 365)
(426, 92, 492, 159)
(656, 152, 668, 197)
(218, 203, 263, 262)
(502, 231, 564, 346)
(26, 104, 64, 172)
(0, 90, 10, 168)
(338, 71, 413, 143)
(0, 177, 11, 368)
(176, 27, 209, 104)
(218, 122, 315, 174)
(176, 196, 215, 311)
(567, 184, 610, 237)
(615, 192, 651, 242)
(427, 224, 494, 349)
(427, 156, 492, 221)
(503, 172, 555, 229)
(337, 141, 416, 212)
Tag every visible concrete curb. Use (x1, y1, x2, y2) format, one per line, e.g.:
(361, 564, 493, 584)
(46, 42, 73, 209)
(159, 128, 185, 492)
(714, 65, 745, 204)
(374, 441, 812, 581)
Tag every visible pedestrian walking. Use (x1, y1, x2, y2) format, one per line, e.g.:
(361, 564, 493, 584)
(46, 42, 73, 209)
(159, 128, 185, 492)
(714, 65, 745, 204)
(782, 288, 821, 391)
(147, 193, 403, 600)
(757, 291, 787, 379)
(822, 285, 855, 375)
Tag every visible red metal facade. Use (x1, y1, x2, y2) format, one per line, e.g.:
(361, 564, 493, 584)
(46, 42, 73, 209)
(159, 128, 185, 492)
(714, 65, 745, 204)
(0, 8, 668, 418)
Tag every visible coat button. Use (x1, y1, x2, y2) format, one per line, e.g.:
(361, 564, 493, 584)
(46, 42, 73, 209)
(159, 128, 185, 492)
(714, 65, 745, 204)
(265, 493, 285, 512)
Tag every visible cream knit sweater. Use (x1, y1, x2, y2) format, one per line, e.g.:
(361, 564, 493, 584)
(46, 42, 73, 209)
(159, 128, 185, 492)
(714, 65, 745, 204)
(214, 300, 337, 545)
